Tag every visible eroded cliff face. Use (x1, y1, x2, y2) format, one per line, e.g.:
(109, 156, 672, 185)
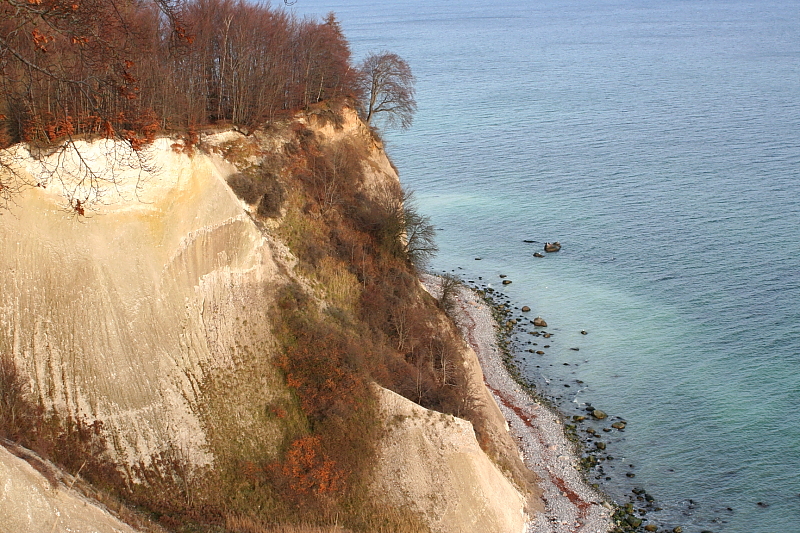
(0, 110, 531, 533)
(374, 387, 527, 533)
(0, 445, 140, 533)
(0, 136, 283, 469)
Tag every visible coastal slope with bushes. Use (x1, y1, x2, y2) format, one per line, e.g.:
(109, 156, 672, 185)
(0, 102, 538, 532)
(0, 1, 611, 531)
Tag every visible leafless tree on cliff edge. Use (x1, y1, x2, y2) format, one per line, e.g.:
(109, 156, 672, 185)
(357, 51, 416, 131)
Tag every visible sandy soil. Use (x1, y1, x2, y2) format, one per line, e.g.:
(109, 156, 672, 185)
(424, 275, 614, 533)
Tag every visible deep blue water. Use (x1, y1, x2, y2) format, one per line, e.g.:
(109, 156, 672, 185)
(293, 1, 800, 531)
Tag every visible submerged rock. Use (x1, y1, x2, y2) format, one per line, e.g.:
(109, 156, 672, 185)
(625, 516, 643, 527)
(533, 317, 547, 327)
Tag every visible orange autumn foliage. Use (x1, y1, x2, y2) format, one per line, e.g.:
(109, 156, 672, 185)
(282, 435, 344, 496)
(278, 333, 366, 421)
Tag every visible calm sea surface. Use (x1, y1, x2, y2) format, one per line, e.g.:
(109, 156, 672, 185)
(294, 1, 800, 531)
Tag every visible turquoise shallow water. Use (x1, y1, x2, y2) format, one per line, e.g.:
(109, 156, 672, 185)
(292, 1, 800, 531)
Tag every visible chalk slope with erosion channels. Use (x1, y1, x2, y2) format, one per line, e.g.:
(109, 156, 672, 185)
(0, 117, 530, 533)
(0, 135, 280, 468)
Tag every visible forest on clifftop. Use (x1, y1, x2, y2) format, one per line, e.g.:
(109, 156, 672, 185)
(0, 2, 536, 532)
(0, 0, 356, 147)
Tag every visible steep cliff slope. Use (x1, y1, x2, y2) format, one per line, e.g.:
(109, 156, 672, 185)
(374, 387, 527, 533)
(0, 444, 142, 533)
(0, 135, 281, 469)
(0, 108, 535, 532)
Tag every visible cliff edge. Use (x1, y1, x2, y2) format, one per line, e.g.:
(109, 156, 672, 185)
(0, 109, 535, 532)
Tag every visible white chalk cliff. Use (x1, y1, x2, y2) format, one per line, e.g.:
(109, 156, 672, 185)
(0, 112, 530, 532)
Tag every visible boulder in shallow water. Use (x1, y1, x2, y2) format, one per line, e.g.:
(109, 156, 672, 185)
(544, 241, 561, 252)
(592, 409, 608, 420)
(533, 252, 544, 258)
(533, 317, 547, 327)
(521, 306, 531, 312)
(625, 516, 643, 528)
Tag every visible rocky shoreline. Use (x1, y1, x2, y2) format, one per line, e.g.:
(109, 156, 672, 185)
(423, 274, 614, 533)
(468, 281, 679, 533)
(425, 268, 695, 533)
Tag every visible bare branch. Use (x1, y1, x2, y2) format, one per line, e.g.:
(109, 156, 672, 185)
(357, 51, 416, 131)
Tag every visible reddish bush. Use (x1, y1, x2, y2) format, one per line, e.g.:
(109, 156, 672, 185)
(282, 435, 344, 496)
(278, 332, 366, 422)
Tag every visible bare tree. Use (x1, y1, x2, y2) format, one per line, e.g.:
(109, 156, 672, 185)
(357, 51, 416, 130)
(0, 0, 181, 212)
(375, 188, 437, 269)
(0, 0, 364, 212)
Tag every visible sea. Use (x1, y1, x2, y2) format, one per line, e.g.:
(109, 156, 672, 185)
(292, 1, 800, 531)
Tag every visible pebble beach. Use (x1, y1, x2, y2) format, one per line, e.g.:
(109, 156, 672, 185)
(423, 274, 614, 533)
